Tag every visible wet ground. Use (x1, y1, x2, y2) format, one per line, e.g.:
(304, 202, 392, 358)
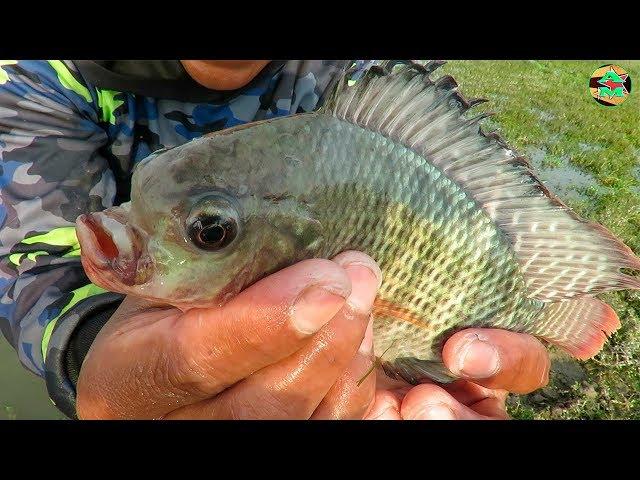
(527, 146, 607, 203)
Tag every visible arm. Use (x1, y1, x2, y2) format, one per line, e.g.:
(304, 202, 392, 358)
(0, 60, 124, 418)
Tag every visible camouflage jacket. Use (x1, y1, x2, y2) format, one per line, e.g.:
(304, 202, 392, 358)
(0, 60, 371, 418)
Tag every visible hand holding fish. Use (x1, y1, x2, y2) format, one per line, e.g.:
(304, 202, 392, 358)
(366, 328, 551, 420)
(76, 251, 378, 419)
(76, 251, 549, 420)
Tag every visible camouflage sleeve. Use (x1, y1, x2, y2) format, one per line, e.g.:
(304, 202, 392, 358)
(0, 60, 124, 418)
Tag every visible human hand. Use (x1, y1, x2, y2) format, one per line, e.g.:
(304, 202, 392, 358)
(364, 329, 551, 420)
(76, 251, 381, 419)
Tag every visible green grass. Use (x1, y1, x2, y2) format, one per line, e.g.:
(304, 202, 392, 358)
(436, 60, 640, 419)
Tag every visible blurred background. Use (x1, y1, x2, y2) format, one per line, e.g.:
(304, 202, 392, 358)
(1, 60, 639, 419)
(1, 339, 63, 419)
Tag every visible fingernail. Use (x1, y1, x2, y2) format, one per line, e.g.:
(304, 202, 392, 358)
(291, 285, 348, 335)
(412, 403, 457, 420)
(343, 263, 380, 314)
(453, 334, 500, 378)
(358, 317, 374, 355)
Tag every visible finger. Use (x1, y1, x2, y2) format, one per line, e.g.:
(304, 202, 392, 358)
(77, 258, 352, 419)
(442, 328, 551, 394)
(439, 380, 509, 418)
(400, 383, 498, 420)
(168, 258, 353, 397)
(441, 379, 508, 406)
(167, 252, 380, 419)
(311, 252, 382, 419)
(469, 397, 510, 419)
(311, 317, 376, 419)
(363, 390, 404, 420)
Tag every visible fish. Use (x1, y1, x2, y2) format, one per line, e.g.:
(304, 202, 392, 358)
(76, 60, 640, 385)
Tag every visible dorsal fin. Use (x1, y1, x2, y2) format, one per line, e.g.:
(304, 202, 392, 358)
(321, 60, 640, 301)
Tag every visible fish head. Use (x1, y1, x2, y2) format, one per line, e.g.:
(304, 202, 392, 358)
(76, 128, 323, 310)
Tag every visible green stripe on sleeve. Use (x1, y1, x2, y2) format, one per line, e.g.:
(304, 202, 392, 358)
(21, 226, 107, 359)
(41, 283, 108, 360)
(22, 226, 80, 247)
(96, 89, 125, 125)
(10, 226, 82, 267)
(47, 60, 92, 103)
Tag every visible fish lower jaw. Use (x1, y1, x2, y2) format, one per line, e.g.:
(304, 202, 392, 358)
(76, 212, 150, 287)
(79, 254, 124, 294)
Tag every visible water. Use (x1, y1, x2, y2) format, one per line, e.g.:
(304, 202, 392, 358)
(526, 146, 607, 203)
(527, 107, 556, 123)
(0, 339, 64, 419)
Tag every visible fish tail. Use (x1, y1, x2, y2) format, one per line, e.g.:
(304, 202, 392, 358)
(515, 218, 640, 301)
(529, 297, 621, 360)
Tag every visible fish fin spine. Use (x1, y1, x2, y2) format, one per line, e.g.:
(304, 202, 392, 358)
(381, 357, 457, 385)
(323, 60, 640, 301)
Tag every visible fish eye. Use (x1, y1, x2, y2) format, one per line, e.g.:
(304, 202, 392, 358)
(186, 195, 240, 251)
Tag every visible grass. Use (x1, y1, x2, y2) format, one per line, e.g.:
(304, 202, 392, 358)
(1, 404, 17, 420)
(436, 60, 640, 419)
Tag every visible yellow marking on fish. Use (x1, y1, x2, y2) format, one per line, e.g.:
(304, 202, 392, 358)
(372, 298, 426, 327)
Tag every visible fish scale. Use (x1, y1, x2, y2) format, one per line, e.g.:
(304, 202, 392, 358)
(77, 61, 640, 385)
(293, 115, 538, 370)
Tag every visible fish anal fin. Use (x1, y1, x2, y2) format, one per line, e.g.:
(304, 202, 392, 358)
(382, 358, 457, 385)
(371, 298, 457, 384)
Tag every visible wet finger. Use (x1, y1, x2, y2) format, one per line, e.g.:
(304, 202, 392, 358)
(442, 328, 551, 394)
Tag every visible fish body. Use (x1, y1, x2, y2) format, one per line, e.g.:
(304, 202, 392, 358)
(77, 61, 640, 384)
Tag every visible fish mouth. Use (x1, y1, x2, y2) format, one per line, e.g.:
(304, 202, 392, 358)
(76, 207, 150, 287)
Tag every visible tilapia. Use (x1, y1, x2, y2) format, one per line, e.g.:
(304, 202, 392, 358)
(76, 60, 640, 384)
